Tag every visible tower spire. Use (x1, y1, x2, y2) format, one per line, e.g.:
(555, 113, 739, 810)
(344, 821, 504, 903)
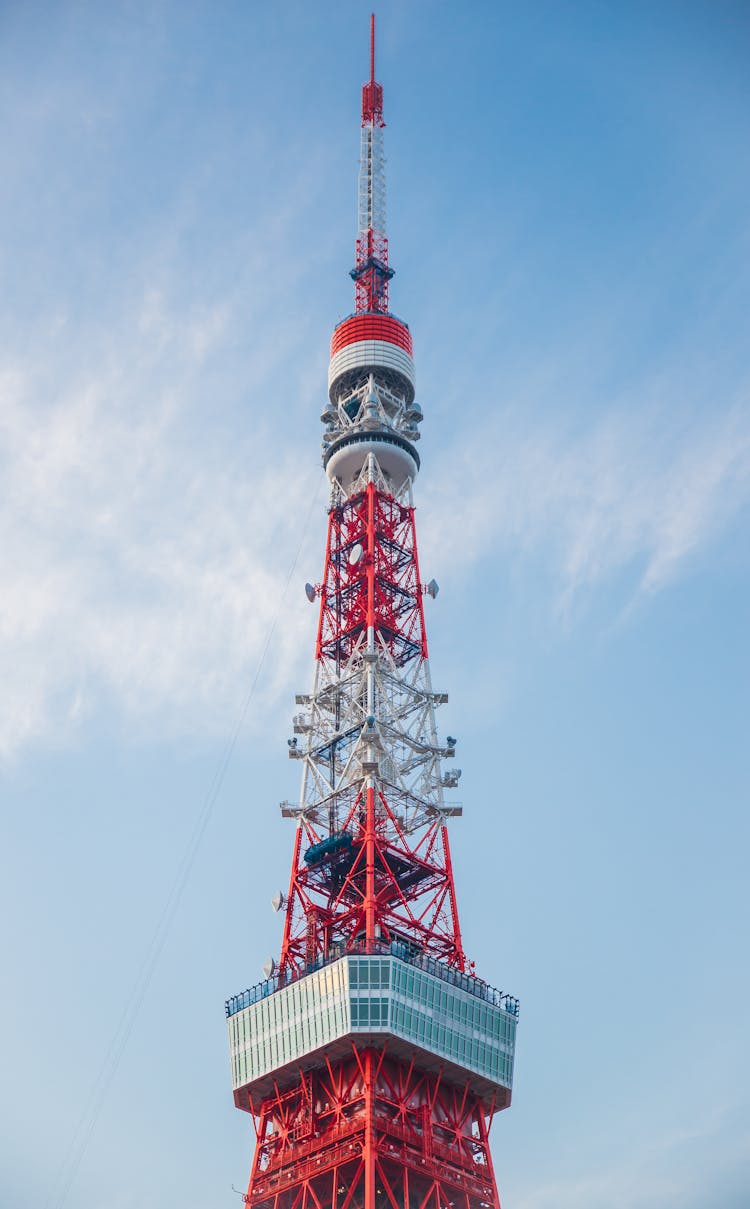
(361, 12, 382, 124)
(352, 12, 392, 313)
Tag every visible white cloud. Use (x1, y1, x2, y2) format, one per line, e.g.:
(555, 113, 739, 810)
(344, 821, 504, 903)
(419, 395, 750, 615)
(0, 292, 324, 761)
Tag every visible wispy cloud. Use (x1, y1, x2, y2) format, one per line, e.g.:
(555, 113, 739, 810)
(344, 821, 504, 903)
(0, 289, 324, 761)
(420, 392, 750, 615)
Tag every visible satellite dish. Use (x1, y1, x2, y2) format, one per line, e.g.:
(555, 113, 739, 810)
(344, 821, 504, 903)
(262, 957, 276, 980)
(426, 578, 439, 599)
(348, 542, 363, 566)
(271, 891, 286, 913)
(304, 583, 316, 602)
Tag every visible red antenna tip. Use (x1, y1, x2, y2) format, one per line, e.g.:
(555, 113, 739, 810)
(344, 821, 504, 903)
(362, 12, 383, 126)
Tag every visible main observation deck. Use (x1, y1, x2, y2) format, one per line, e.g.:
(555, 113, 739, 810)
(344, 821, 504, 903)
(228, 950, 518, 1114)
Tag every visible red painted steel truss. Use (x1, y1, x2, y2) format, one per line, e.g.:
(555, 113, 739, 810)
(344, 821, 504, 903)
(278, 784, 464, 975)
(315, 484, 427, 669)
(279, 483, 465, 978)
(353, 230, 391, 316)
(244, 1045, 501, 1209)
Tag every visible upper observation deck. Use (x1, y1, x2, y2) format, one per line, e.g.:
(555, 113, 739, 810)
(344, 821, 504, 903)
(228, 949, 518, 1114)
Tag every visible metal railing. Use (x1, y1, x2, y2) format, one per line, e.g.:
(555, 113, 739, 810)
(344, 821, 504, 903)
(225, 940, 519, 1019)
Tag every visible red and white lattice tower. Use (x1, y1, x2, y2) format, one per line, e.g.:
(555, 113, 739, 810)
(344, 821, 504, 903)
(227, 17, 518, 1209)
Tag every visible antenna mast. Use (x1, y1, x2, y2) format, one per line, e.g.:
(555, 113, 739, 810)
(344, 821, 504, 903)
(352, 13, 393, 314)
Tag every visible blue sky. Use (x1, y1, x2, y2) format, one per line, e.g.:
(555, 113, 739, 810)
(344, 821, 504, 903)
(1, 2, 749, 1207)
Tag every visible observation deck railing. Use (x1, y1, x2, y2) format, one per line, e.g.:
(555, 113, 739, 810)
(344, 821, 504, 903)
(225, 940, 519, 1020)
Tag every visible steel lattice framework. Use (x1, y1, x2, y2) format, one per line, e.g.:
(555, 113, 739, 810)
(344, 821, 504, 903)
(280, 472, 465, 978)
(227, 18, 518, 1209)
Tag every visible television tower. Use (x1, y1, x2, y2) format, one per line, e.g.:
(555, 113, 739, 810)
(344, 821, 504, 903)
(227, 17, 518, 1209)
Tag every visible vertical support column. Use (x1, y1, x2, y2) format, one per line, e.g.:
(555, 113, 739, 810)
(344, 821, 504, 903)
(245, 1100, 269, 1202)
(279, 823, 304, 976)
(364, 1048, 375, 1209)
(476, 1101, 502, 1207)
(364, 465, 377, 945)
(315, 507, 336, 660)
(407, 503, 429, 660)
(365, 474, 376, 634)
(364, 784, 377, 943)
(442, 824, 466, 971)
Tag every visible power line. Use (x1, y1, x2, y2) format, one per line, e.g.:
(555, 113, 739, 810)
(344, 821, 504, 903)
(53, 472, 325, 1209)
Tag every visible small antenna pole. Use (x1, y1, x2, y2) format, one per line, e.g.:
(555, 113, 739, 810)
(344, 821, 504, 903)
(355, 12, 389, 312)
